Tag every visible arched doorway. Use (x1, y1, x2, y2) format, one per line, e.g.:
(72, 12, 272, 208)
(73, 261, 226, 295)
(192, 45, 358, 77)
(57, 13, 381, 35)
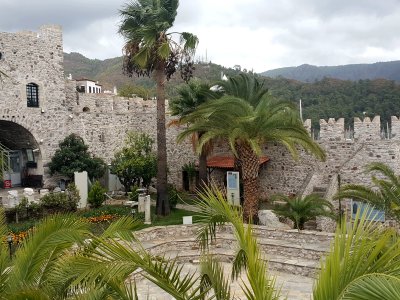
(0, 120, 43, 188)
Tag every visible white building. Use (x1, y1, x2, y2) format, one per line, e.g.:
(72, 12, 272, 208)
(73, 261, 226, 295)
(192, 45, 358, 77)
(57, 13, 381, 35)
(75, 78, 102, 94)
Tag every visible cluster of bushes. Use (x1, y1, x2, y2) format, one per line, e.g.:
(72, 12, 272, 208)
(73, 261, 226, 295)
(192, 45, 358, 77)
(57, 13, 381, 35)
(6, 184, 80, 223)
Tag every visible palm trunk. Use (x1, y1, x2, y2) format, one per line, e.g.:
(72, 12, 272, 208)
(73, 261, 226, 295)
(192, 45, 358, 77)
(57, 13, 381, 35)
(155, 66, 170, 216)
(198, 132, 208, 188)
(198, 150, 208, 188)
(236, 142, 260, 222)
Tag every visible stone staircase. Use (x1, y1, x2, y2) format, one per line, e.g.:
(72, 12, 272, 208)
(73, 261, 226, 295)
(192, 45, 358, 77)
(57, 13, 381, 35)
(134, 225, 333, 278)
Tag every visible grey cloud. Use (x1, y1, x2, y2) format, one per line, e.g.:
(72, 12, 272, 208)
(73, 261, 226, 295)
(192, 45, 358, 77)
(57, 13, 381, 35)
(0, 0, 125, 33)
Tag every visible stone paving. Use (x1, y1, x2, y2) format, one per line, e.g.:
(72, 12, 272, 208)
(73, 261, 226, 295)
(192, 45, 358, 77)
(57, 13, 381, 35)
(132, 262, 314, 300)
(131, 224, 332, 299)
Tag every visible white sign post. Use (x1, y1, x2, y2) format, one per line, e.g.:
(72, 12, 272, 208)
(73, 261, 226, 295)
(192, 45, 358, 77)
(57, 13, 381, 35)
(226, 171, 240, 206)
(74, 171, 88, 208)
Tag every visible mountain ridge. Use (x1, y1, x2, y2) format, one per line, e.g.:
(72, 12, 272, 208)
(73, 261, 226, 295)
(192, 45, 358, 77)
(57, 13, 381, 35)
(261, 61, 400, 82)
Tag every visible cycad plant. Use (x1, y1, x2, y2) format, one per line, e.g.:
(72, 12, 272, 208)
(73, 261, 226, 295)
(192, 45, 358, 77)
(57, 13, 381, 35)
(313, 206, 400, 300)
(335, 162, 400, 221)
(271, 193, 335, 230)
(0, 211, 90, 298)
(51, 185, 281, 299)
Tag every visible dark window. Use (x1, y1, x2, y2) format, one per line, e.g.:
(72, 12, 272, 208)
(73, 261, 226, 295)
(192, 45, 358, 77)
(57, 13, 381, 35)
(26, 83, 39, 107)
(89, 86, 92, 93)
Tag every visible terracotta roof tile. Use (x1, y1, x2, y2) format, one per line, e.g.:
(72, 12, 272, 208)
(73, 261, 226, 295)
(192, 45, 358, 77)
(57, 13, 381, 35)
(207, 155, 269, 169)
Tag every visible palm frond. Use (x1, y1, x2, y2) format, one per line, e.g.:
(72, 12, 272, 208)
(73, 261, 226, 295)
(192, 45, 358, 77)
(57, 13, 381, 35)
(338, 273, 400, 300)
(7, 214, 89, 292)
(195, 185, 281, 299)
(200, 254, 231, 300)
(313, 207, 400, 299)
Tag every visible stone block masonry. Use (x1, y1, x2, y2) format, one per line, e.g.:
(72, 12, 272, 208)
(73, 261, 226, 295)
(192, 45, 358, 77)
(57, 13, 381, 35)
(2, 25, 400, 200)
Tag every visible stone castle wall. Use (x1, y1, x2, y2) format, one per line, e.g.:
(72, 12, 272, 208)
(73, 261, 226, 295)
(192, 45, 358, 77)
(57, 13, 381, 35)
(2, 25, 400, 197)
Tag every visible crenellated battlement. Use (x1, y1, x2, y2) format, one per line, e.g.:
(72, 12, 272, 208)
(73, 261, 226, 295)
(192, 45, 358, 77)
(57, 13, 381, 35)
(391, 116, 400, 140)
(353, 116, 381, 141)
(319, 118, 345, 141)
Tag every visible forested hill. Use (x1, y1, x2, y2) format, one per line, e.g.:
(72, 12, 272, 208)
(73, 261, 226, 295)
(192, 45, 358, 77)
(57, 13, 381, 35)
(64, 52, 400, 129)
(63, 52, 239, 92)
(261, 61, 400, 83)
(263, 77, 400, 129)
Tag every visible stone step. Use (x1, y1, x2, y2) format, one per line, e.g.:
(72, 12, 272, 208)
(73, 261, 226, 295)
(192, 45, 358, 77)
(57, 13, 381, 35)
(136, 225, 334, 247)
(140, 235, 329, 264)
(159, 248, 320, 278)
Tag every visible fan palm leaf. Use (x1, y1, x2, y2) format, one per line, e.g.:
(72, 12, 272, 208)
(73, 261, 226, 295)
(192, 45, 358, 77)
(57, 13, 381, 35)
(335, 162, 400, 220)
(313, 207, 400, 299)
(338, 273, 400, 300)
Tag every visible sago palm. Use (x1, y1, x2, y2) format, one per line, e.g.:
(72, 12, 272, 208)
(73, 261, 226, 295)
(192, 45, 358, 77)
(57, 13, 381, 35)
(178, 91, 325, 221)
(54, 185, 281, 299)
(271, 193, 335, 230)
(119, 0, 198, 216)
(170, 80, 222, 185)
(313, 206, 400, 300)
(0, 211, 91, 299)
(335, 162, 400, 221)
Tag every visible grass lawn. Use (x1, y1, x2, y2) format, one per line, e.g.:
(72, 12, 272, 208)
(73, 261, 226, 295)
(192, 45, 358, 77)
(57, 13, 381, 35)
(6, 205, 199, 237)
(149, 207, 197, 226)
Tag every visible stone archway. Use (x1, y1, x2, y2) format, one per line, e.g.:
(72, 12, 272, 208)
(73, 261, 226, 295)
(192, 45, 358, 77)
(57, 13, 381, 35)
(0, 120, 43, 188)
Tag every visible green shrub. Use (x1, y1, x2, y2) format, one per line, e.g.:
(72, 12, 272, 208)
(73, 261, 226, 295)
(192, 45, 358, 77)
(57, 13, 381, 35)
(88, 181, 106, 208)
(129, 185, 139, 202)
(40, 192, 77, 213)
(167, 184, 181, 210)
(66, 183, 80, 206)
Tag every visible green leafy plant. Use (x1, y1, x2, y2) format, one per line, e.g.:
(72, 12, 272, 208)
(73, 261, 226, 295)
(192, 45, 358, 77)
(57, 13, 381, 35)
(66, 183, 80, 205)
(40, 192, 78, 213)
(167, 184, 181, 210)
(88, 181, 107, 208)
(128, 185, 139, 202)
(335, 162, 400, 221)
(48, 134, 107, 180)
(313, 206, 400, 299)
(110, 131, 157, 193)
(182, 162, 197, 183)
(272, 193, 335, 230)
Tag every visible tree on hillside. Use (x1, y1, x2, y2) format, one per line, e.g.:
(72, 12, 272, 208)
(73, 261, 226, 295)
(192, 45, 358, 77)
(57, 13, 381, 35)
(110, 131, 157, 193)
(118, 84, 155, 99)
(178, 74, 325, 221)
(169, 80, 222, 185)
(48, 134, 107, 180)
(119, 0, 198, 216)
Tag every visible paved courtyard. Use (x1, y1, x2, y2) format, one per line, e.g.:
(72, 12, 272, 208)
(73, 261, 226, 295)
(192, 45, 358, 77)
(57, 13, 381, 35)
(133, 262, 314, 300)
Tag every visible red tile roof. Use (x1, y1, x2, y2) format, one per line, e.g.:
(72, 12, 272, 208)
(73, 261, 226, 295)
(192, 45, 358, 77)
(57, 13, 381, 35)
(207, 155, 269, 169)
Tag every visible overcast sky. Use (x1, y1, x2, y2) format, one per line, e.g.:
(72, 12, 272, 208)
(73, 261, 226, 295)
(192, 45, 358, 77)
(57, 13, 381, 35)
(1, 0, 400, 72)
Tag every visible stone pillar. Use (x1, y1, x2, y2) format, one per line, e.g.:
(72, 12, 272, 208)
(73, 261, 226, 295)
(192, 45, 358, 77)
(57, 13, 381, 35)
(74, 171, 88, 208)
(138, 194, 146, 213)
(144, 195, 151, 224)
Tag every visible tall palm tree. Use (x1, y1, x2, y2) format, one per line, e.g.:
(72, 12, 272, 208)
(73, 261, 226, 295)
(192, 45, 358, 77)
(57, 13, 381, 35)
(169, 80, 221, 186)
(335, 162, 400, 221)
(178, 84, 325, 221)
(119, 0, 198, 216)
